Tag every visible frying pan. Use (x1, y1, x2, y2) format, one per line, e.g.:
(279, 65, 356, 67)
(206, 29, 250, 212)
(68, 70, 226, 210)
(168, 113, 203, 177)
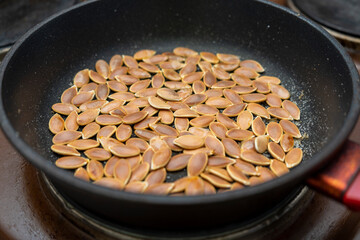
(0, 0, 360, 230)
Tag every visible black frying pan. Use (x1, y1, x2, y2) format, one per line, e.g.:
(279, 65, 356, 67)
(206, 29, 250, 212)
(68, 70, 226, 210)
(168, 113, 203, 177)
(0, 0, 359, 230)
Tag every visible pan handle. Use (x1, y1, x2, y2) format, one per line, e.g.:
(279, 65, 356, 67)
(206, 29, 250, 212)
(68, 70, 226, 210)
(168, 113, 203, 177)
(307, 140, 360, 211)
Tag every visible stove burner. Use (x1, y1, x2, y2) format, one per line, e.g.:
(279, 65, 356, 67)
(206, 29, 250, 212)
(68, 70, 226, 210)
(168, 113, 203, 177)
(40, 173, 313, 240)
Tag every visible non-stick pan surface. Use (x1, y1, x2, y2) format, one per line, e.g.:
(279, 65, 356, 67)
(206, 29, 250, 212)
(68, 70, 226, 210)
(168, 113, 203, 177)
(0, 0, 359, 228)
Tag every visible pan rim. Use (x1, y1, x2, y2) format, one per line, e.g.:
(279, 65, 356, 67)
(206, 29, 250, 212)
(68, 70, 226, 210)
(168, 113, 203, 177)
(0, 0, 359, 206)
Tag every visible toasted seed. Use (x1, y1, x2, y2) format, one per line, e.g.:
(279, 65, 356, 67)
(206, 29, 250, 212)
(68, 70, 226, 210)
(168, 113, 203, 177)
(109, 91, 135, 101)
(49, 114, 65, 134)
(128, 97, 150, 108)
(230, 182, 244, 191)
(188, 127, 210, 137)
(183, 147, 213, 156)
(55, 156, 88, 169)
(145, 168, 166, 186)
(142, 105, 159, 117)
(148, 96, 171, 109)
(187, 152, 208, 177)
(173, 108, 199, 118)
(223, 89, 243, 105)
(203, 71, 217, 87)
(279, 120, 301, 138)
(226, 129, 253, 141)
(200, 172, 232, 188)
(122, 111, 148, 125)
(192, 80, 205, 94)
(144, 183, 174, 195)
(129, 67, 151, 79)
(252, 116, 266, 136)
(231, 73, 253, 86)
(256, 166, 276, 181)
(207, 167, 233, 182)
(94, 177, 124, 190)
(203, 180, 217, 194)
(96, 115, 122, 125)
(122, 105, 140, 115)
(157, 88, 181, 101)
(234, 159, 259, 176)
(109, 55, 123, 71)
(160, 60, 184, 70)
(109, 67, 128, 80)
(247, 103, 270, 119)
(212, 66, 231, 80)
(144, 54, 168, 64)
(162, 69, 181, 81)
(99, 137, 122, 152)
(180, 63, 197, 77)
(215, 62, 239, 71)
(241, 93, 267, 103)
(74, 167, 90, 181)
(191, 104, 219, 116)
(257, 76, 281, 85)
(89, 70, 106, 84)
(189, 116, 215, 128)
(205, 97, 232, 109)
(183, 94, 207, 106)
(129, 80, 151, 93)
(174, 135, 204, 149)
(53, 130, 82, 144)
(151, 147, 172, 170)
(79, 100, 107, 111)
(239, 60, 264, 73)
(217, 53, 239, 65)
(150, 73, 164, 89)
(231, 86, 256, 95)
(77, 108, 100, 126)
(51, 144, 80, 156)
(266, 122, 283, 143)
(164, 81, 190, 90)
(84, 148, 111, 160)
(240, 150, 270, 165)
(223, 104, 246, 117)
(109, 143, 140, 157)
(198, 61, 212, 72)
(205, 135, 225, 156)
(115, 75, 139, 85)
(267, 107, 293, 120)
(282, 100, 300, 120)
(143, 148, 155, 165)
(126, 155, 142, 171)
(241, 138, 256, 152)
(97, 125, 116, 139)
(123, 55, 138, 68)
(82, 122, 100, 139)
(95, 59, 110, 79)
(86, 160, 104, 181)
(248, 176, 264, 186)
(127, 138, 149, 153)
(166, 154, 191, 171)
(268, 142, 285, 161)
(236, 110, 253, 130)
(185, 177, 205, 195)
(100, 100, 124, 114)
(212, 81, 236, 89)
(234, 67, 259, 79)
(168, 101, 190, 111)
(61, 86, 77, 104)
(134, 116, 160, 129)
(183, 72, 204, 84)
(149, 136, 168, 151)
(222, 138, 241, 158)
(185, 55, 201, 64)
(115, 124, 132, 142)
(150, 123, 178, 137)
(68, 139, 100, 150)
(171, 177, 191, 193)
(173, 47, 198, 57)
(200, 52, 219, 63)
(113, 159, 131, 185)
(270, 83, 290, 99)
(129, 162, 150, 182)
(74, 69, 89, 88)
(227, 165, 250, 185)
(209, 122, 227, 139)
(208, 156, 235, 167)
(254, 135, 269, 153)
(138, 62, 160, 73)
(52, 103, 79, 115)
(253, 80, 270, 94)
(285, 148, 303, 168)
(280, 133, 294, 152)
(125, 181, 148, 193)
(270, 160, 289, 177)
(134, 129, 159, 141)
(266, 93, 282, 107)
(216, 113, 237, 129)
(134, 49, 156, 60)
(80, 82, 98, 93)
(162, 136, 183, 151)
(178, 88, 192, 100)
(157, 110, 173, 125)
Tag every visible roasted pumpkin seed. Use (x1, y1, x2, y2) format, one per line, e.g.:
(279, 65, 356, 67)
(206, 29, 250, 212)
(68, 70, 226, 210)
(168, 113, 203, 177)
(240, 150, 270, 166)
(279, 120, 301, 138)
(61, 86, 77, 104)
(145, 168, 166, 186)
(239, 60, 264, 73)
(74, 167, 90, 181)
(114, 159, 131, 185)
(82, 122, 100, 139)
(247, 103, 270, 119)
(280, 133, 294, 152)
(73, 69, 89, 88)
(56, 156, 88, 169)
(84, 148, 111, 161)
(51, 144, 80, 156)
(222, 138, 241, 158)
(285, 148, 303, 168)
(209, 122, 228, 139)
(216, 113, 237, 129)
(49, 114, 65, 134)
(270, 159, 289, 176)
(94, 178, 124, 190)
(109, 55, 123, 71)
(68, 139, 100, 150)
(185, 177, 205, 196)
(254, 135, 269, 154)
(226, 165, 250, 185)
(53, 130, 82, 145)
(187, 152, 208, 177)
(77, 108, 100, 126)
(96, 115, 122, 125)
(87, 160, 104, 181)
(109, 143, 140, 157)
(200, 172, 232, 188)
(174, 135, 204, 149)
(52, 103, 79, 115)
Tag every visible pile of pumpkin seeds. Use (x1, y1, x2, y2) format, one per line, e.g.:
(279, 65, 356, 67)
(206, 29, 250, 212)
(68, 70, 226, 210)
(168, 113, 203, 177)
(49, 47, 303, 195)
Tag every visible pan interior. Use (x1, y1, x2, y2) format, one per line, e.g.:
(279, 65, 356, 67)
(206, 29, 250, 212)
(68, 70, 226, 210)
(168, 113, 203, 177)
(1, 0, 355, 184)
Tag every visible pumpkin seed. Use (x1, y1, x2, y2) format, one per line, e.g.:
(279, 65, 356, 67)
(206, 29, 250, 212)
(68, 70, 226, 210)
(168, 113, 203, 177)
(145, 168, 166, 186)
(247, 103, 270, 119)
(171, 177, 191, 193)
(115, 75, 139, 85)
(183, 94, 207, 106)
(82, 122, 100, 139)
(134, 116, 160, 129)
(73, 69, 89, 88)
(77, 108, 100, 126)
(109, 91, 136, 101)
(138, 62, 160, 74)
(148, 96, 171, 109)
(258, 76, 281, 84)
(207, 167, 233, 182)
(164, 81, 190, 90)
(162, 136, 183, 152)
(282, 100, 300, 120)
(134, 88, 158, 98)
(122, 111, 148, 124)
(53, 130, 82, 144)
(95, 59, 110, 79)
(103, 156, 120, 177)
(134, 49, 156, 60)
(122, 105, 140, 114)
(109, 67, 128, 80)
(144, 183, 174, 195)
(234, 159, 259, 176)
(222, 138, 241, 158)
(254, 135, 269, 154)
(208, 156, 235, 168)
(185, 177, 205, 195)
(173, 118, 188, 132)
(223, 89, 243, 105)
(79, 82, 98, 93)
(189, 116, 215, 128)
(223, 103, 246, 117)
(236, 110, 253, 130)
(183, 147, 213, 156)
(173, 108, 199, 118)
(279, 120, 301, 138)
(216, 113, 237, 129)
(191, 104, 219, 116)
(97, 125, 117, 139)
(156, 110, 173, 125)
(55, 156, 88, 169)
(267, 107, 293, 120)
(253, 80, 270, 94)
(285, 148, 303, 168)
(240, 150, 270, 166)
(129, 80, 151, 93)
(234, 67, 259, 79)
(266, 122, 283, 143)
(129, 68, 151, 79)
(212, 66, 231, 80)
(174, 135, 204, 149)
(94, 178, 124, 190)
(252, 116, 266, 136)
(200, 52, 219, 63)
(99, 137, 121, 152)
(125, 181, 148, 193)
(79, 100, 107, 111)
(198, 61, 212, 72)
(203, 71, 217, 87)
(209, 122, 227, 139)
(159, 61, 184, 70)
(52, 103, 79, 115)
(270, 159, 289, 177)
(268, 142, 285, 161)
(61, 86, 77, 104)
(232, 86, 257, 95)
(51, 144, 80, 156)
(74, 167, 90, 181)
(241, 93, 267, 103)
(162, 69, 181, 81)
(68, 139, 100, 150)
(226, 165, 250, 185)
(180, 63, 197, 77)
(280, 133, 294, 152)
(150, 123, 178, 137)
(205, 97, 232, 109)
(123, 55, 138, 68)
(269, 83, 290, 99)
(240, 138, 256, 152)
(205, 135, 225, 156)
(192, 80, 205, 94)
(100, 100, 124, 114)
(226, 128, 254, 141)
(134, 129, 159, 141)
(216, 53, 239, 65)
(109, 143, 140, 157)
(87, 160, 104, 181)
(126, 138, 149, 153)
(109, 55, 123, 71)
(187, 152, 208, 177)
(186, 55, 201, 64)
(96, 115, 122, 125)
(173, 47, 198, 57)
(89, 70, 106, 84)
(200, 172, 232, 188)
(231, 74, 253, 86)
(143, 54, 167, 64)
(230, 182, 244, 191)
(203, 180, 217, 194)
(239, 60, 264, 73)
(256, 166, 276, 181)
(183, 72, 204, 84)
(266, 93, 282, 107)
(125, 155, 142, 171)
(168, 102, 190, 112)
(115, 124, 132, 142)
(49, 114, 65, 134)
(157, 88, 181, 101)
(84, 148, 111, 161)
(143, 147, 155, 165)
(129, 162, 150, 182)
(166, 154, 191, 171)
(248, 176, 264, 186)
(114, 159, 131, 185)
(216, 63, 239, 72)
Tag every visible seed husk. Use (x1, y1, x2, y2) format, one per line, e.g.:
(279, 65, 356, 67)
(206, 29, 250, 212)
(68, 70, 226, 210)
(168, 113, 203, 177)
(203, 71, 217, 87)
(49, 114, 65, 134)
(172, 177, 191, 193)
(200, 172, 232, 188)
(113, 159, 131, 185)
(266, 93, 282, 107)
(127, 138, 149, 153)
(208, 156, 235, 168)
(74, 167, 90, 181)
(191, 104, 219, 116)
(115, 75, 139, 86)
(253, 80, 270, 94)
(162, 136, 183, 152)
(134, 129, 159, 141)
(282, 100, 300, 120)
(241, 93, 267, 103)
(166, 154, 191, 171)
(231, 74, 252, 86)
(173, 108, 199, 118)
(122, 111, 148, 125)
(73, 69, 89, 88)
(207, 167, 233, 182)
(89, 70, 106, 84)
(129, 162, 150, 182)
(68, 139, 100, 150)
(256, 166, 276, 181)
(234, 67, 259, 79)
(123, 55, 138, 68)
(173, 47, 198, 57)
(84, 148, 111, 161)
(77, 108, 100, 126)
(125, 181, 148, 193)
(125, 155, 142, 171)
(174, 135, 204, 149)
(157, 88, 181, 101)
(234, 159, 259, 176)
(163, 69, 181, 81)
(108, 91, 136, 101)
(150, 147, 172, 170)
(144, 183, 174, 195)
(56, 156, 88, 169)
(186, 55, 201, 64)
(180, 63, 197, 77)
(247, 103, 270, 119)
(95, 59, 110, 79)
(145, 168, 166, 186)
(148, 96, 171, 109)
(135, 88, 158, 98)
(122, 105, 140, 115)
(79, 82, 98, 93)
(279, 120, 301, 138)
(115, 124, 132, 142)
(187, 152, 208, 177)
(61, 86, 77, 104)
(164, 81, 190, 90)
(226, 165, 250, 185)
(100, 100, 124, 114)
(254, 135, 269, 153)
(109, 55, 123, 71)
(52, 103, 79, 115)
(285, 148, 303, 168)
(142, 106, 159, 117)
(270, 159, 289, 177)
(183, 72, 204, 84)
(79, 99, 107, 111)
(202, 180, 216, 194)
(269, 83, 290, 99)
(129, 80, 151, 93)
(200, 52, 219, 63)
(86, 160, 104, 181)
(134, 116, 160, 130)
(209, 122, 228, 139)
(109, 143, 140, 157)
(216, 113, 238, 129)
(280, 133, 294, 152)
(159, 61, 184, 70)
(240, 150, 270, 166)
(82, 122, 100, 139)
(138, 62, 160, 73)
(241, 138, 256, 152)
(168, 101, 191, 112)
(96, 115, 122, 125)
(257, 75, 281, 84)
(53, 130, 82, 144)
(205, 135, 225, 156)
(97, 125, 117, 139)
(143, 148, 155, 165)
(266, 122, 283, 143)
(213, 67, 232, 80)
(189, 116, 215, 128)
(232, 86, 257, 95)
(223, 103, 246, 117)
(267, 107, 293, 120)
(144, 54, 168, 64)
(268, 142, 285, 161)
(216, 53, 239, 65)
(222, 138, 241, 158)
(99, 137, 122, 152)
(51, 144, 80, 156)
(193, 80, 206, 94)
(128, 97, 150, 108)
(109, 67, 128, 81)
(248, 176, 264, 186)
(134, 49, 156, 60)
(252, 116, 266, 136)
(226, 128, 254, 141)
(185, 177, 205, 195)
(94, 178, 124, 190)
(150, 123, 178, 137)
(151, 73, 165, 88)
(183, 94, 207, 106)
(154, 110, 172, 125)
(205, 97, 232, 109)
(223, 89, 243, 105)
(239, 60, 264, 73)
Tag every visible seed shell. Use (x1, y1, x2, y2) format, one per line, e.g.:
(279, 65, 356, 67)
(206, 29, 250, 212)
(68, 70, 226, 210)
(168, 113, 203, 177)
(49, 114, 65, 134)
(205, 135, 225, 156)
(109, 143, 140, 157)
(151, 73, 165, 88)
(61, 86, 77, 104)
(203, 71, 217, 87)
(231, 74, 252, 86)
(74, 167, 90, 181)
(77, 108, 100, 126)
(270, 83, 290, 99)
(115, 124, 132, 142)
(227, 165, 250, 185)
(223, 89, 243, 105)
(125, 181, 148, 193)
(254, 135, 269, 154)
(144, 183, 174, 195)
(134, 49, 156, 60)
(216, 113, 238, 129)
(282, 100, 300, 120)
(97, 125, 117, 139)
(239, 60, 264, 73)
(240, 150, 270, 166)
(209, 122, 228, 139)
(86, 160, 104, 181)
(268, 142, 285, 161)
(207, 167, 233, 182)
(89, 70, 106, 84)
(68, 139, 100, 150)
(200, 52, 219, 63)
(252, 116, 266, 136)
(270, 160, 289, 177)
(222, 138, 241, 158)
(280, 133, 294, 152)
(189, 116, 215, 128)
(285, 148, 303, 168)
(247, 103, 270, 119)
(145, 168, 166, 186)
(82, 122, 100, 139)
(51, 144, 80, 156)
(226, 129, 254, 141)
(234, 67, 259, 79)
(183, 72, 204, 84)
(234, 159, 259, 176)
(187, 152, 208, 177)
(73, 69, 89, 88)
(123, 55, 138, 68)
(267, 107, 293, 120)
(96, 115, 122, 125)
(94, 178, 124, 190)
(52, 103, 79, 115)
(129, 162, 150, 182)
(241, 93, 267, 103)
(185, 177, 205, 196)
(279, 120, 302, 138)
(205, 97, 232, 109)
(266, 93, 282, 107)
(208, 156, 235, 168)
(200, 173, 232, 188)
(114, 159, 131, 185)
(127, 138, 149, 153)
(52, 130, 82, 144)
(109, 55, 123, 71)
(122, 111, 148, 124)
(148, 96, 171, 109)
(223, 104, 246, 117)
(166, 154, 191, 171)
(84, 148, 112, 161)
(174, 135, 205, 149)
(172, 177, 191, 193)
(134, 129, 159, 141)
